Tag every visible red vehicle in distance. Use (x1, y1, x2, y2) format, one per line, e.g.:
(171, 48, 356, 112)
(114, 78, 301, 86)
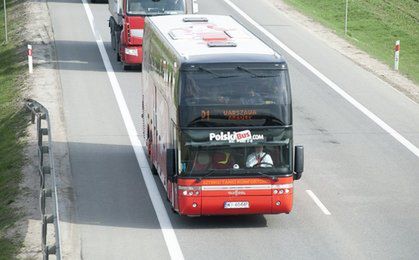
(108, 0, 197, 69)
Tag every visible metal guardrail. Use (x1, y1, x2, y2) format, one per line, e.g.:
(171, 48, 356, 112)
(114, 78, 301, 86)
(26, 99, 61, 260)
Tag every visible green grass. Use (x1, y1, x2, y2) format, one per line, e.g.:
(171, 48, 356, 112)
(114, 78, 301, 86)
(283, 0, 419, 84)
(1, 0, 28, 258)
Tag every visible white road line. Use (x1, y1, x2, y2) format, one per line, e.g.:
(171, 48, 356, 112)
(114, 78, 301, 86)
(223, 0, 419, 158)
(306, 190, 331, 215)
(80, 1, 184, 259)
(51, 146, 62, 258)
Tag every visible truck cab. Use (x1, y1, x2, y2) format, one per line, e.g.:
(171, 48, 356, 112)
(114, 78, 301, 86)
(108, 0, 198, 70)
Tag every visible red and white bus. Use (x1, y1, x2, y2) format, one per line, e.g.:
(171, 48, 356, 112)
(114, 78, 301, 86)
(142, 15, 304, 216)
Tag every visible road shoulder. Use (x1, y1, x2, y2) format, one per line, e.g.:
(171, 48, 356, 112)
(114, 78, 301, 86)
(267, 0, 419, 103)
(16, 0, 81, 258)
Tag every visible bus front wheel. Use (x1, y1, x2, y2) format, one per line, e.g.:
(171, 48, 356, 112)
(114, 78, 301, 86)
(151, 164, 158, 175)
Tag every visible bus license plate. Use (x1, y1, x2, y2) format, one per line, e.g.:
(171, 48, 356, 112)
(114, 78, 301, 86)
(224, 201, 249, 209)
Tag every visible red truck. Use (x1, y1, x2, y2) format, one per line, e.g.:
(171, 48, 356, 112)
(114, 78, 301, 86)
(108, 0, 197, 69)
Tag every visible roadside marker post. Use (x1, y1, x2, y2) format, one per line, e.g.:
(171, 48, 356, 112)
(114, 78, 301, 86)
(28, 44, 33, 74)
(344, 0, 348, 35)
(394, 40, 400, 71)
(3, 0, 7, 43)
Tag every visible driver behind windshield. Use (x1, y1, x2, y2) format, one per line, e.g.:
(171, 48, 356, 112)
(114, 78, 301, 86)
(128, 0, 184, 14)
(246, 145, 273, 168)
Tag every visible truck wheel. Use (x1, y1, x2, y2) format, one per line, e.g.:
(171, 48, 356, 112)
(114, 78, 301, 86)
(151, 164, 158, 175)
(111, 31, 116, 50)
(115, 30, 121, 62)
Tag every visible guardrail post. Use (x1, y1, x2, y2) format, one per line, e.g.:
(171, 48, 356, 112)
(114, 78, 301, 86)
(47, 245, 57, 256)
(42, 214, 54, 260)
(30, 111, 36, 124)
(40, 189, 52, 216)
(38, 146, 49, 190)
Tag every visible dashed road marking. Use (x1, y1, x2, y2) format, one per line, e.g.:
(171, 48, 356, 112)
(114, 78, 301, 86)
(306, 190, 332, 215)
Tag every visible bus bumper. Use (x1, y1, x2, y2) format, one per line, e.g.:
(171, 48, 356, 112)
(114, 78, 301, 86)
(178, 194, 293, 216)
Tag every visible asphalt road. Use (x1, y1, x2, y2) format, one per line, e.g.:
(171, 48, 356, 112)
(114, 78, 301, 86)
(47, 0, 419, 259)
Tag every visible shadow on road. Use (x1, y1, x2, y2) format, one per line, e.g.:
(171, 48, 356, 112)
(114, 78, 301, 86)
(46, 40, 141, 73)
(50, 141, 269, 231)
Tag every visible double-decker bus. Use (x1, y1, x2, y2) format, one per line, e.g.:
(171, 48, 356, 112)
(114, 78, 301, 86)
(142, 14, 304, 216)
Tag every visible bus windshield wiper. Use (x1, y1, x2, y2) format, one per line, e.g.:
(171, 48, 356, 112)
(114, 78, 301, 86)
(195, 169, 216, 182)
(198, 67, 236, 78)
(187, 116, 216, 127)
(254, 170, 277, 181)
(237, 66, 276, 78)
(263, 115, 285, 126)
(195, 169, 277, 182)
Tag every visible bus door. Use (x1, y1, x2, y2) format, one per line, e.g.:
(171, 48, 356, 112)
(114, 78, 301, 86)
(168, 121, 178, 208)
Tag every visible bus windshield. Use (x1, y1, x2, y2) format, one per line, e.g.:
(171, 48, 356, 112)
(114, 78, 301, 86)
(179, 64, 291, 127)
(179, 128, 292, 178)
(127, 0, 185, 15)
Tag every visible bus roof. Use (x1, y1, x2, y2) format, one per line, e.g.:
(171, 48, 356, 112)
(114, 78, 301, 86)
(147, 14, 284, 64)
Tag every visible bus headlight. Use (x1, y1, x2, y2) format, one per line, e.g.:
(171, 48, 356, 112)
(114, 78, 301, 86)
(179, 186, 201, 196)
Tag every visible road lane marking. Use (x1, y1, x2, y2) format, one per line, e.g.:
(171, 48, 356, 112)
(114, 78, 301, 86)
(223, 0, 419, 158)
(306, 190, 331, 215)
(80, 1, 184, 259)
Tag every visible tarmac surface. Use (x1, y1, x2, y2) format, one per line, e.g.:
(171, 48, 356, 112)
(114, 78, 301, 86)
(46, 0, 419, 259)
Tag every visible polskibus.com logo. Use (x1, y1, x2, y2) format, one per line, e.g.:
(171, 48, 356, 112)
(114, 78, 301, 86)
(209, 130, 264, 143)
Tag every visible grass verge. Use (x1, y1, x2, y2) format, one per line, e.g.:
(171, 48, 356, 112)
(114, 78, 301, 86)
(283, 0, 419, 84)
(1, 0, 28, 258)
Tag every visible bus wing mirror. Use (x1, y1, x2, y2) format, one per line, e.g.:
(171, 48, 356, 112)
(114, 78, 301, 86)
(186, 0, 199, 14)
(294, 145, 304, 180)
(192, 0, 199, 14)
(166, 148, 176, 179)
